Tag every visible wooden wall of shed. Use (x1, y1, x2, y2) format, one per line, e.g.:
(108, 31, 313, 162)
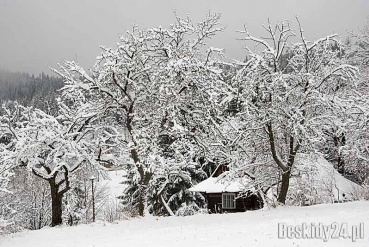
(206, 193, 223, 213)
(204, 192, 263, 213)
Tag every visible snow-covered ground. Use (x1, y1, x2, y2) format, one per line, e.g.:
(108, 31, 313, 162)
(1, 201, 368, 247)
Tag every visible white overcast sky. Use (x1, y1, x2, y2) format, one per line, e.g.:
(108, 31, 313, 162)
(0, 0, 368, 75)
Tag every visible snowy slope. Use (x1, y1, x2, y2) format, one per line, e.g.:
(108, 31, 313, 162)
(289, 154, 363, 204)
(1, 201, 368, 247)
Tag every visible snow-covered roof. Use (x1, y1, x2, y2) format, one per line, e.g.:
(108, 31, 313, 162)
(292, 154, 363, 201)
(189, 172, 253, 193)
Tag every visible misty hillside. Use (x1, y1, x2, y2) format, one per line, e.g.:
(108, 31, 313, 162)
(0, 70, 63, 113)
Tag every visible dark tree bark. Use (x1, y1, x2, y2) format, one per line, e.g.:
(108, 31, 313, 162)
(32, 165, 72, 227)
(50, 181, 63, 227)
(267, 124, 299, 204)
(277, 169, 291, 203)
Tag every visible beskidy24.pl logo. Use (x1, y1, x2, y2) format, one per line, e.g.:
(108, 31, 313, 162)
(278, 222, 364, 242)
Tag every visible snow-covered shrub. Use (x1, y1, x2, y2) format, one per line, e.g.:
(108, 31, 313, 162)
(146, 158, 207, 216)
(362, 184, 369, 200)
(0, 167, 52, 233)
(101, 197, 124, 222)
(175, 203, 208, 217)
(351, 182, 369, 200)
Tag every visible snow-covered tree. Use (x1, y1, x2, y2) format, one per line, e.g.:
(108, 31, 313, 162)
(0, 136, 13, 196)
(54, 13, 224, 216)
(0, 118, 14, 230)
(350, 22, 369, 67)
(340, 23, 369, 183)
(0, 101, 109, 226)
(206, 19, 359, 204)
(144, 144, 207, 216)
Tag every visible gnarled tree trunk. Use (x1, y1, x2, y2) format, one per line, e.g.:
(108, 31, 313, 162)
(49, 176, 70, 227)
(49, 178, 63, 226)
(50, 190, 63, 226)
(32, 166, 72, 227)
(277, 169, 291, 204)
(267, 124, 299, 204)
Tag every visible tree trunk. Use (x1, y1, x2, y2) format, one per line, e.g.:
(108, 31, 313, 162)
(277, 169, 291, 204)
(50, 181, 63, 226)
(334, 132, 346, 175)
(138, 172, 153, 217)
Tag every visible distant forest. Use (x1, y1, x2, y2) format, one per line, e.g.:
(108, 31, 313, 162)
(0, 69, 63, 114)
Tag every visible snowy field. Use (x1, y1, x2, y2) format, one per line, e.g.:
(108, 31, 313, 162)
(1, 201, 368, 247)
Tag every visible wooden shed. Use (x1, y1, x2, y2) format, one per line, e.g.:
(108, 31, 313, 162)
(189, 164, 263, 213)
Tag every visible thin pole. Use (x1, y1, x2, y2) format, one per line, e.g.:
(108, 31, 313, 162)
(91, 178, 95, 222)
